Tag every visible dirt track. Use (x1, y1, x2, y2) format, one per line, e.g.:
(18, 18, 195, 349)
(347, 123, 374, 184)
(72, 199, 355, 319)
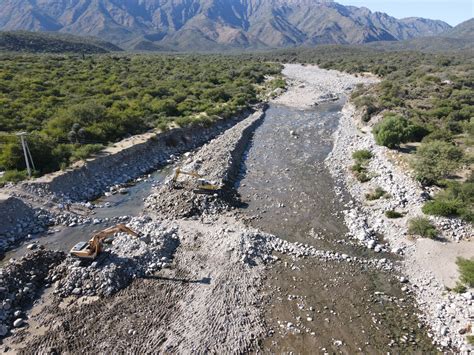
(8, 218, 268, 353)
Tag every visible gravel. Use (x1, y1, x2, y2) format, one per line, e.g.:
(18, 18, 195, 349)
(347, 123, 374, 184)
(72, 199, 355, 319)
(326, 102, 474, 351)
(146, 108, 267, 219)
(0, 250, 65, 338)
(48, 216, 180, 297)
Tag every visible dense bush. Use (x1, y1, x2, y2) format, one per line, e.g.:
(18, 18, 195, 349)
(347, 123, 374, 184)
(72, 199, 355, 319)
(422, 200, 462, 217)
(422, 180, 473, 221)
(408, 217, 437, 239)
(412, 140, 464, 185)
(456, 257, 474, 287)
(373, 114, 423, 148)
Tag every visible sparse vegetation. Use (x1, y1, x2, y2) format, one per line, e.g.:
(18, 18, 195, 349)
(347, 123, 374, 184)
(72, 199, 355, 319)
(456, 257, 474, 288)
(366, 187, 388, 200)
(408, 217, 438, 239)
(385, 210, 403, 219)
(0, 169, 28, 183)
(451, 282, 467, 294)
(351, 149, 373, 182)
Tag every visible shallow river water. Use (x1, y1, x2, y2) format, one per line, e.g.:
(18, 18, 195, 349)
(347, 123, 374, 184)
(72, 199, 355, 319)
(238, 101, 436, 353)
(2, 166, 173, 263)
(3, 100, 436, 352)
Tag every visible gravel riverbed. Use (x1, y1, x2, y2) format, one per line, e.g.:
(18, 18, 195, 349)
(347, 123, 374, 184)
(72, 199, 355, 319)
(0, 64, 471, 353)
(326, 89, 473, 351)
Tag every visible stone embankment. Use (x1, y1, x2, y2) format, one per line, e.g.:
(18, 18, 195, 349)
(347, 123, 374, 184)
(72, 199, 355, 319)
(326, 103, 473, 352)
(145, 107, 267, 218)
(0, 108, 259, 253)
(0, 250, 65, 337)
(21, 108, 257, 203)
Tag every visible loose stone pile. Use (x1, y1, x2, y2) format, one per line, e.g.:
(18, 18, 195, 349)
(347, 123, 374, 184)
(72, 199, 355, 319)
(0, 250, 65, 338)
(0, 109, 259, 254)
(48, 217, 179, 297)
(146, 109, 266, 218)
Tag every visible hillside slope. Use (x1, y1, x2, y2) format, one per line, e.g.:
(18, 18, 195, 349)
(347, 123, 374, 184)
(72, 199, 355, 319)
(367, 18, 474, 52)
(0, 0, 451, 50)
(0, 31, 122, 53)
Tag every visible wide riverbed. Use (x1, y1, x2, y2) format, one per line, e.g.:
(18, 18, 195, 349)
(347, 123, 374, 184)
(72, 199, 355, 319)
(238, 101, 435, 352)
(2, 98, 436, 353)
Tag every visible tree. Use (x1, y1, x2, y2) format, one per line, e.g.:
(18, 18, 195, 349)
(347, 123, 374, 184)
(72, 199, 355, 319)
(373, 114, 421, 148)
(412, 140, 463, 185)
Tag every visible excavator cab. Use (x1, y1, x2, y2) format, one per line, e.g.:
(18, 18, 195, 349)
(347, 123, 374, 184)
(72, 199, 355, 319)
(70, 224, 140, 260)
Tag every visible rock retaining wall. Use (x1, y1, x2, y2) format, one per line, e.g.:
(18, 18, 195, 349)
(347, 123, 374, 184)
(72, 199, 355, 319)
(145, 108, 267, 218)
(20, 108, 257, 203)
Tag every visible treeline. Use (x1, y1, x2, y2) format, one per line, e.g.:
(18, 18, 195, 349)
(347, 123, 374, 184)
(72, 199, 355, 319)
(0, 31, 121, 54)
(0, 53, 281, 181)
(243, 46, 473, 222)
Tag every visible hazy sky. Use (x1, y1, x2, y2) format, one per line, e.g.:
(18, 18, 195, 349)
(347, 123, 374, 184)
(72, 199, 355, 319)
(336, 0, 473, 26)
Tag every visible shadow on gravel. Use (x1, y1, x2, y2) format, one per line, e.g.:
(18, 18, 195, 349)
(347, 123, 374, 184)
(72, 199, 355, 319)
(143, 275, 212, 285)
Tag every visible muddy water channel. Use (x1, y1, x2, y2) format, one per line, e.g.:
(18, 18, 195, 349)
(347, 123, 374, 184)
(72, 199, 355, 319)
(238, 102, 436, 353)
(2, 166, 173, 264)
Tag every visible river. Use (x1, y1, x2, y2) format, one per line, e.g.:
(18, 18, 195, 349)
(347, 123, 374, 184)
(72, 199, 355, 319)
(238, 101, 435, 352)
(3, 99, 436, 352)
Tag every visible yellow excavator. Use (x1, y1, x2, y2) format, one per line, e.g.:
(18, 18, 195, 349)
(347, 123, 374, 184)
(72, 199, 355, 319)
(171, 167, 221, 193)
(70, 224, 140, 260)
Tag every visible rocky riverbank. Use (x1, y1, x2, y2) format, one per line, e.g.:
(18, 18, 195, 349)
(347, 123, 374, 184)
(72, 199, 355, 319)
(145, 108, 266, 218)
(0, 107, 261, 254)
(326, 102, 473, 351)
(1, 63, 471, 353)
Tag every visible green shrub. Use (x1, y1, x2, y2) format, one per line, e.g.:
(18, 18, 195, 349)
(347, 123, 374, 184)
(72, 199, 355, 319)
(351, 162, 365, 174)
(156, 121, 169, 132)
(422, 200, 462, 217)
(352, 149, 373, 162)
(351, 149, 373, 182)
(451, 282, 467, 294)
(408, 217, 437, 239)
(456, 257, 474, 287)
(385, 210, 403, 219)
(356, 172, 371, 183)
(373, 114, 424, 149)
(0, 169, 28, 182)
(70, 144, 104, 162)
(412, 140, 464, 185)
(422, 129, 453, 143)
(366, 187, 387, 200)
(423, 181, 473, 222)
(467, 335, 474, 345)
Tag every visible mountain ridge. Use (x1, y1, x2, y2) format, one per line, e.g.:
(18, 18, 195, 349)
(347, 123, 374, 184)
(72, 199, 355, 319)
(0, 0, 453, 51)
(0, 30, 122, 53)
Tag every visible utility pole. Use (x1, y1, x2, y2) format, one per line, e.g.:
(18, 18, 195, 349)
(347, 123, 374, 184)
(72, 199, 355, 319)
(16, 132, 35, 178)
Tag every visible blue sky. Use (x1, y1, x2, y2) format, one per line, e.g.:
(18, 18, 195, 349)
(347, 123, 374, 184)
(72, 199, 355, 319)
(336, 0, 473, 26)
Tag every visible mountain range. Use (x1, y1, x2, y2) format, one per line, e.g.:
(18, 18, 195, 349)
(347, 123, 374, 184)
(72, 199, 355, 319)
(0, 0, 454, 51)
(367, 18, 474, 52)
